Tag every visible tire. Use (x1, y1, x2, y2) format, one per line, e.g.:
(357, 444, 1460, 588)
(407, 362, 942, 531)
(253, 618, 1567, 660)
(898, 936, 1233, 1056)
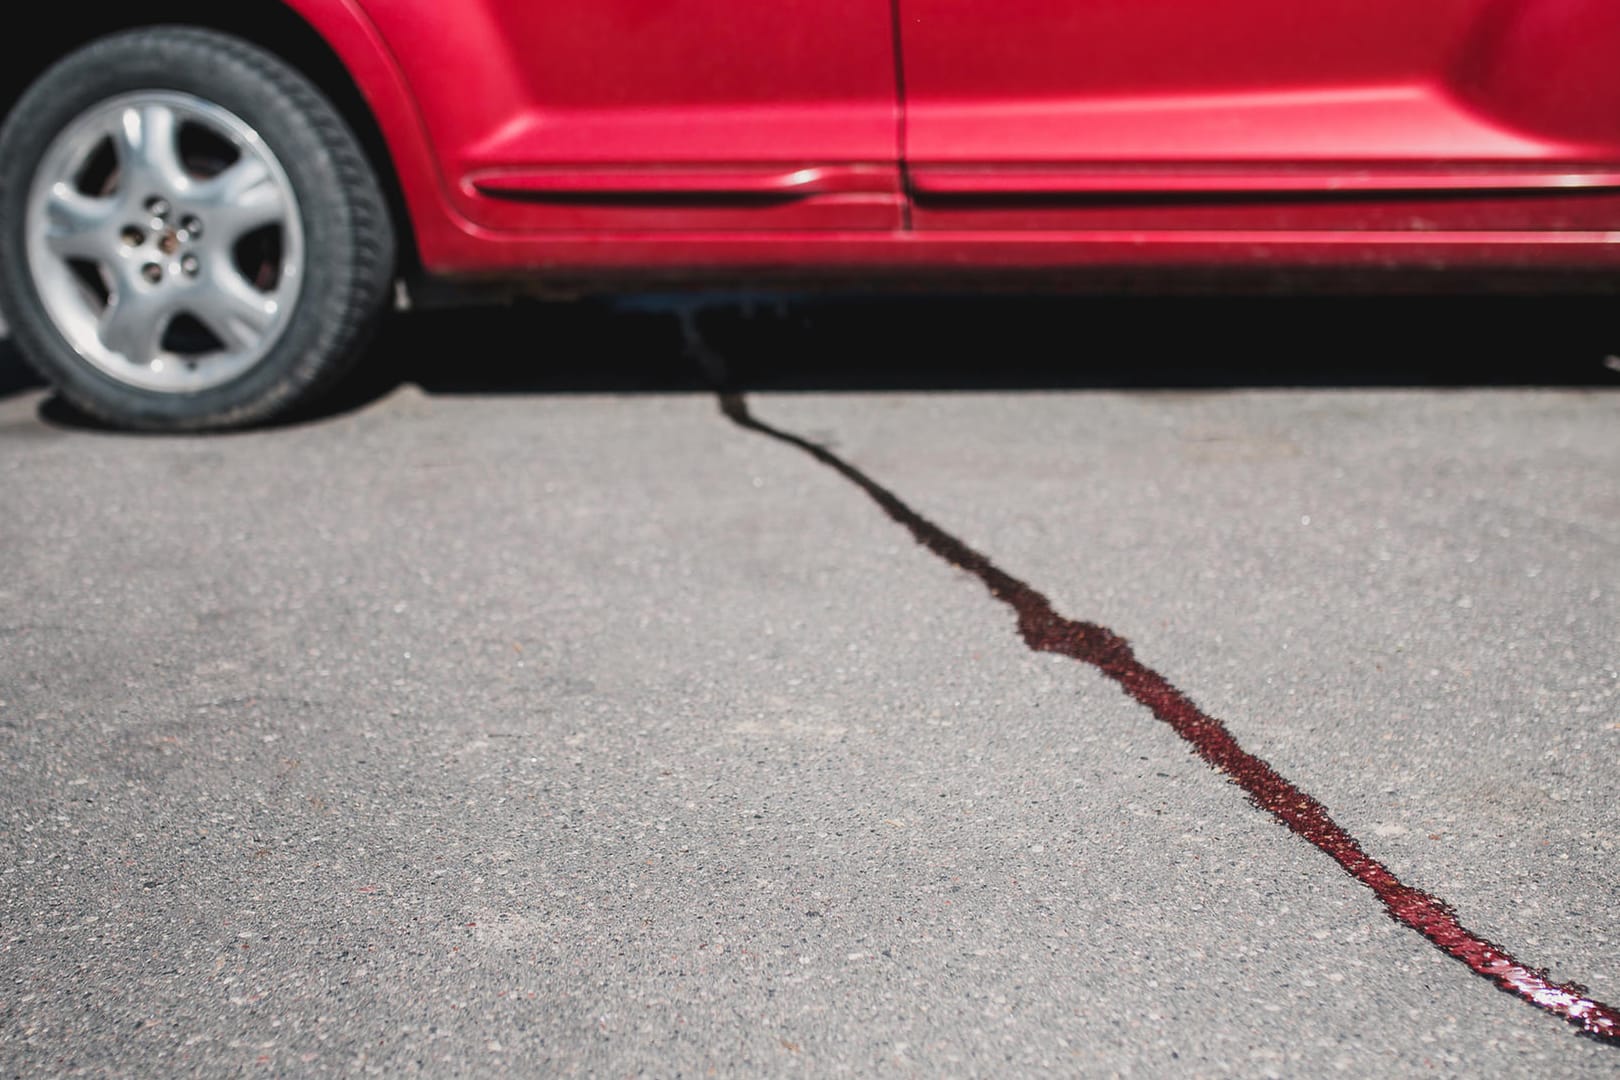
(0, 26, 396, 431)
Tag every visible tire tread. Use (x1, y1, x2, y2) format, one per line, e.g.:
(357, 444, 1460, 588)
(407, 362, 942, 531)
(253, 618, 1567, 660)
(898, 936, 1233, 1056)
(0, 25, 397, 431)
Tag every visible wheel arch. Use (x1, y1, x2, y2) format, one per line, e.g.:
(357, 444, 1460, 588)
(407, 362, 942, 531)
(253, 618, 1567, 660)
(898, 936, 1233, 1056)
(0, 1, 426, 276)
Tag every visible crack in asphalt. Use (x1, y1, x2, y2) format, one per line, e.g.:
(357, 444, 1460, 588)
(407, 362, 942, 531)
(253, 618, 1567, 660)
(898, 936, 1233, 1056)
(718, 391, 1619, 1042)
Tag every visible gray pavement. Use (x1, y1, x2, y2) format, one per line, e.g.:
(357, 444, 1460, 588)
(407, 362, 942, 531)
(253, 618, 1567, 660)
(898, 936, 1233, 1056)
(2, 302, 1618, 1076)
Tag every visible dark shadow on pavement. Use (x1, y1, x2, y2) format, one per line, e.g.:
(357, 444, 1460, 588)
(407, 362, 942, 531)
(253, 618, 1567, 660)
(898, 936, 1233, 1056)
(361, 293, 1620, 400)
(0, 340, 45, 401)
(22, 293, 1620, 431)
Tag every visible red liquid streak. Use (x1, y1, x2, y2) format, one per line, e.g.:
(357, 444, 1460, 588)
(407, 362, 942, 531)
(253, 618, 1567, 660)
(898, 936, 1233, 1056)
(720, 392, 1619, 1041)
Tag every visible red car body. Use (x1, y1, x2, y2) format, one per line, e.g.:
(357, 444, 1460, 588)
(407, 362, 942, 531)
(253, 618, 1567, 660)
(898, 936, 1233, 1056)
(5, 2, 1616, 430)
(230, 0, 1620, 282)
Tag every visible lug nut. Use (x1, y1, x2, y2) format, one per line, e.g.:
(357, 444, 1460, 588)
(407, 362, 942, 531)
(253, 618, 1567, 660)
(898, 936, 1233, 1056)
(181, 255, 200, 277)
(121, 226, 145, 247)
(145, 196, 171, 219)
(180, 216, 203, 239)
(141, 262, 163, 284)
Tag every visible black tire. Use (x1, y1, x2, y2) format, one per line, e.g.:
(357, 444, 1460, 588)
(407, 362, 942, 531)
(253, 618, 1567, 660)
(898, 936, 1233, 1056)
(0, 26, 396, 431)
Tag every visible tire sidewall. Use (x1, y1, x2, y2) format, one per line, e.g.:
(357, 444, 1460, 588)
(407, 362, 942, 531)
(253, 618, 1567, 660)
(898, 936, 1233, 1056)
(0, 29, 375, 430)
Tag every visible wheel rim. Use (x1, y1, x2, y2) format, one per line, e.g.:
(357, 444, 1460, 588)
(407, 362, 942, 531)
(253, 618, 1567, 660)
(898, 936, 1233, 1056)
(24, 91, 305, 394)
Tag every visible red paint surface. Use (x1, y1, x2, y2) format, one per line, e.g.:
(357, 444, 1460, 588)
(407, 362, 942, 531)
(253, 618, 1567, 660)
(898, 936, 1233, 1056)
(897, 0, 1620, 167)
(355, 0, 901, 233)
(719, 392, 1620, 1042)
(250, 2, 1620, 273)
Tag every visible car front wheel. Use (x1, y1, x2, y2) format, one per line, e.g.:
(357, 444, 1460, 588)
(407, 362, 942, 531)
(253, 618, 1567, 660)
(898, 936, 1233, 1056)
(0, 26, 395, 430)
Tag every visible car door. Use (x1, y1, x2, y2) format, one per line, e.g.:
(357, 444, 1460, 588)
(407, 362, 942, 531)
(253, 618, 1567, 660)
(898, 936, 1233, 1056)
(361, 0, 903, 231)
(897, 0, 1620, 233)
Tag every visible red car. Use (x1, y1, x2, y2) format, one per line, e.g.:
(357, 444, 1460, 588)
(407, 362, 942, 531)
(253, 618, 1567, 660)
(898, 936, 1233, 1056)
(3, 2, 1617, 429)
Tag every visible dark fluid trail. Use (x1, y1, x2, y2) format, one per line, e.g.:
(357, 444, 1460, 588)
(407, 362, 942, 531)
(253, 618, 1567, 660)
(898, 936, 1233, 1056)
(719, 392, 1618, 1041)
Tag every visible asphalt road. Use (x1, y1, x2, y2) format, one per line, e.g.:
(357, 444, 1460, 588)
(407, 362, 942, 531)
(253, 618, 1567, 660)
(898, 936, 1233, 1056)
(2, 297, 1618, 1076)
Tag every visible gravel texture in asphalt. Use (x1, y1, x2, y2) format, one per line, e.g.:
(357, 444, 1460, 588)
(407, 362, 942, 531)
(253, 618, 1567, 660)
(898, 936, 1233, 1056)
(2, 298, 1617, 1076)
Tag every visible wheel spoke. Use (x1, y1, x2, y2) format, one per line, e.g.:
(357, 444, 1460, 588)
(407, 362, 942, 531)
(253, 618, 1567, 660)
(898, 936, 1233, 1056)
(42, 184, 116, 259)
(98, 287, 176, 367)
(193, 158, 287, 238)
(114, 103, 189, 195)
(189, 269, 278, 353)
(26, 89, 306, 398)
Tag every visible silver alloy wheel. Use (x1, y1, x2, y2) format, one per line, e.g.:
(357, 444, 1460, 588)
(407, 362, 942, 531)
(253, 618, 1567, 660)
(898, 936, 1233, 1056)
(24, 91, 304, 393)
